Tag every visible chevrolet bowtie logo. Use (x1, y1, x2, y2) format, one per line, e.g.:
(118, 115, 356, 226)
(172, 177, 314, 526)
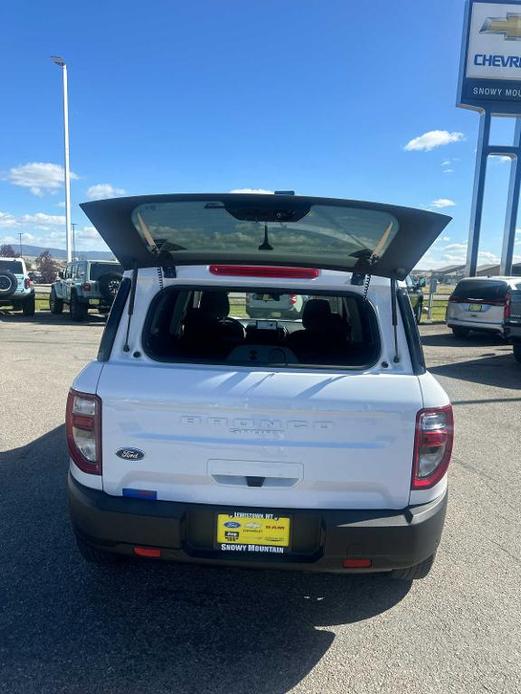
(481, 13, 521, 41)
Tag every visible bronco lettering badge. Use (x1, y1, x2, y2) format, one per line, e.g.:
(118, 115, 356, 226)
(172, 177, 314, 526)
(116, 447, 145, 461)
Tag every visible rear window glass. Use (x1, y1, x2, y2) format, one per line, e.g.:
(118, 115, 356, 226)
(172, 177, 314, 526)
(452, 280, 508, 301)
(131, 200, 398, 272)
(143, 288, 380, 369)
(89, 262, 122, 280)
(0, 260, 23, 273)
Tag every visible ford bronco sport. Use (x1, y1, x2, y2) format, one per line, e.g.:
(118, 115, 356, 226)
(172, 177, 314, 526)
(67, 193, 453, 580)
(50, 259, 123, 321)
(0, 257, 35, 316)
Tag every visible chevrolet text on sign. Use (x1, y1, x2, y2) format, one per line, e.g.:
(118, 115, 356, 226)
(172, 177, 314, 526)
(459, 0, 521, 112)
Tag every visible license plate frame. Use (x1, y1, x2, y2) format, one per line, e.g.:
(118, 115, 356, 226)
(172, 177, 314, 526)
(215, 512, 291, 554)
(467, 303, 483, 312)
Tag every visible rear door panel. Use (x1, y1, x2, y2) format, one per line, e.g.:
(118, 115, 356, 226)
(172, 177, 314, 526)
(97, 364, 422, 510)
(81, 193, 451, 280)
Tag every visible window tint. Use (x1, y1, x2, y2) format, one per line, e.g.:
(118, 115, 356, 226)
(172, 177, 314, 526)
(0, 260, 23, 273)
(90, 262, 122, 280)
(452, 280, 508, 301)
(143, 287, 380, 369)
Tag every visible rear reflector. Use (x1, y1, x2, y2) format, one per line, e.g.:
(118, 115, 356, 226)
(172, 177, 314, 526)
(134, 547, 161, 558)
(209, 265, 320, 279)
(122, 488, 158, 500)
(343, 558, 372, 569)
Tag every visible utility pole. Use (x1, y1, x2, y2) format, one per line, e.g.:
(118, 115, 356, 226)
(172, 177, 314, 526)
(18, 232, 23, 258)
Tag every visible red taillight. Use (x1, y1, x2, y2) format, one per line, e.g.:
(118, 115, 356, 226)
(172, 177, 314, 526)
(66, 389, 102, 475)
(504, 292, 512, 321)
(289, 293, 297, 304)
(134, 547, 161, 558)
(24, 278, 32, 289)
(412, 405, 453, 489)
(209, 265, 320, 279)
(82, 282, 91, 292)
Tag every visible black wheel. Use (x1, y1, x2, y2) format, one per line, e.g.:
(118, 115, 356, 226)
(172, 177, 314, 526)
(75, 534, 124, 566)
(98, 272, 122, 304)
(390, 553, 436, 581)
(0, 271, 18, 300)
(49, 287, 63, 314)
(513, 343, 521, 363)
(22, 294, 35, 317)
(451, 326, 470, 339)
(415, 301, 423, 325)
(70, 293, 88, 321)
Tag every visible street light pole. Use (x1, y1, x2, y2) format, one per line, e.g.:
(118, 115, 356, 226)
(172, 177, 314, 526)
(18, 232, 23, 258)
(51, 56, 73, 263)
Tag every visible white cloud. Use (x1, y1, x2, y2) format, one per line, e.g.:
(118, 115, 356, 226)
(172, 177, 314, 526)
(56, 201, 65, 208)
(86, 183, 126, 200)
(431, 198, 456, 208)
(490, 155, 511, 164)
(442, 168, 454, 174)
(20, 213, 66, 226)
(404, 130, 465, 152)
(0, 211, 18, 228)
(8, 162, 78, 196)
(228, 188, 274, 194)
(444, 243, 467, 251)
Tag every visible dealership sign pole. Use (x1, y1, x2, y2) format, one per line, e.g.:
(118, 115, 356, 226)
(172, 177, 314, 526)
(458, 0, 521, 276)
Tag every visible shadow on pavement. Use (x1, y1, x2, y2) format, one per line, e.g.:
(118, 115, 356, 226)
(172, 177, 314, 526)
(0, 309, 106, 325)
(0, 426, 411, 694)
(421, 330, 506, 348)
(430, 353, 520, 390)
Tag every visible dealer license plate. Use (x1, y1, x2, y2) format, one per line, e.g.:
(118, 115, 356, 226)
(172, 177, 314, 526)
(216, 512, 291, 554)
(467, 303, 483, 312)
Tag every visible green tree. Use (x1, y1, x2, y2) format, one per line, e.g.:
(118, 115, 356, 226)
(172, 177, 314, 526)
(35, 250, 60, 283)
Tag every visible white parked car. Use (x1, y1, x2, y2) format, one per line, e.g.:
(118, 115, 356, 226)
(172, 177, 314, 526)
(446, 276, 521, 339)
(67, 193, 453, 580)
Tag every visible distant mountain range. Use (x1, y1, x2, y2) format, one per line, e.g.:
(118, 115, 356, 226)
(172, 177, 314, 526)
(19, 244, 115, 261)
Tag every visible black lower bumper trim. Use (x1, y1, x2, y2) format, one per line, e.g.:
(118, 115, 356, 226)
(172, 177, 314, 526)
(68, 473, 447, 573)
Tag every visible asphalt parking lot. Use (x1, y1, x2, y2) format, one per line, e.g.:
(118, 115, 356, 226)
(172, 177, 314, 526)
(1, 315, 520, 694)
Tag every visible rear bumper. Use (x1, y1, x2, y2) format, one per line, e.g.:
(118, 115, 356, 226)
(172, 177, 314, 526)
(447, 318, 504, 334)
(68, 474, 447, 573)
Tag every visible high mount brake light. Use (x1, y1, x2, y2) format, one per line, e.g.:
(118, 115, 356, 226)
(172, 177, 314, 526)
(412, 405, 453, 489)
(209, 265, 320, 279)
(66, 390, 102, 475)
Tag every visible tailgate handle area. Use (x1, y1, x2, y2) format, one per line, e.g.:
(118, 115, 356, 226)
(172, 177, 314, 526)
(208, 460, 302, 488)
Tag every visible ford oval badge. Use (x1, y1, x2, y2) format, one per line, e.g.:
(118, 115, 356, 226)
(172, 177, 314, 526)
(224, 521, 241, 528)
(116, 447, 145, 461)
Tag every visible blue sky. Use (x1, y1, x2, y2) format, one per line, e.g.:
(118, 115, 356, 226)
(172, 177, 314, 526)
(0, 0, 520, 268)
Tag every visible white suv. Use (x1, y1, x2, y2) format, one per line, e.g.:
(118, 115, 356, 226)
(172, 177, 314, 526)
(66, 193, 453, 580)
(0, 257, 35, 316)
(446, 276, 520, 339)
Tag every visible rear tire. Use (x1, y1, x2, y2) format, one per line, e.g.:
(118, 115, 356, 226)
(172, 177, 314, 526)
(70, 293, 88, 321)
(75, 535, 124, 566)
(451, 326, 470, 339)
(22, 294, 35, 317)
(513, 343, 521, 363)
(390, 553, 436, 581)
(49, 288, 63, 314)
